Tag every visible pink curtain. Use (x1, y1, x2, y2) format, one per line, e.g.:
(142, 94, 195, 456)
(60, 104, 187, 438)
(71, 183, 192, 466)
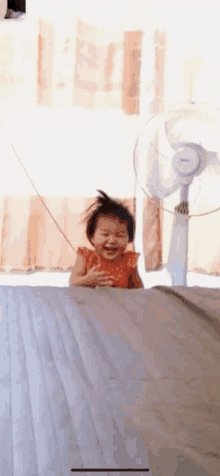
(37, 20, 54, 107)
(122, 31, 143, 114)
(0, 20, 162, 274)
(143, 197, 163, 271)
(0, 196, 135, 272)
(37, 19, 143, 111)
(142, 30, 166, 271)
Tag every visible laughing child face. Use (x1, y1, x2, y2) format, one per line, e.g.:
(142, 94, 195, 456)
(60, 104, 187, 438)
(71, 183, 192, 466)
(90, 214, 129, 261)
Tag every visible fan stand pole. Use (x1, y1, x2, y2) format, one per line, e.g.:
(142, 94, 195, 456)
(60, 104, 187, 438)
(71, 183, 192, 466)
(168, 184, 189, 286)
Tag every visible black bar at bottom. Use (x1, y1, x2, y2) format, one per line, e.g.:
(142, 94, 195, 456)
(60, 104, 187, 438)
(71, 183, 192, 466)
(71, 469, 149, 472)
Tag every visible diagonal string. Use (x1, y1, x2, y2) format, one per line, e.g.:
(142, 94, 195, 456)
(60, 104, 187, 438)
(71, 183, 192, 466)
(0, 120, 77, 256)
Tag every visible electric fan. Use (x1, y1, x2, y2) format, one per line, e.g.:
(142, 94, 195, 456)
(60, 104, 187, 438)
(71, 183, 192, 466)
(134, 102, 220, 286)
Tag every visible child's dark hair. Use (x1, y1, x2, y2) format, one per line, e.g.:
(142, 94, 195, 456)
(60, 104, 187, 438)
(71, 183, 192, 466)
(84, 190, 135, 244)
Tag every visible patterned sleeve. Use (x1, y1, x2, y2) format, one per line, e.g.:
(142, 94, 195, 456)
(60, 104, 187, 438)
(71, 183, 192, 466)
(77, 247, 88, 257)
(77, 247, 96, 270)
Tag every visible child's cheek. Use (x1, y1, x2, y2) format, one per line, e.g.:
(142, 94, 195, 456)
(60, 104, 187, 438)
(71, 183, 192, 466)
(96, 238, 105, 246)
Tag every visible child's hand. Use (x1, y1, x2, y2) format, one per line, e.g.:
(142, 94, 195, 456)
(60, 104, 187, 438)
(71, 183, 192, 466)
(80, 265, 114, 287)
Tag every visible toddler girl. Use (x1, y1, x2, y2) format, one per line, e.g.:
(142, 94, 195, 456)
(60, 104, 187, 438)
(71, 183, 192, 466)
(69, 190, 143, 289)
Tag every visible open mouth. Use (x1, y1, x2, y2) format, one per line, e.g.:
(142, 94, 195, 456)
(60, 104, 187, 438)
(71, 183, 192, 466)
(103, 247, 118, 253)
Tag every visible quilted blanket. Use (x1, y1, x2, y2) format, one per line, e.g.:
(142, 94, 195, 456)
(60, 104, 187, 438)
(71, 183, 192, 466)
(0, 285, 219, 476)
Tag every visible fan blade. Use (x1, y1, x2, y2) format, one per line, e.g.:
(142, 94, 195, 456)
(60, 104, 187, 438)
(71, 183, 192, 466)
(138, 118, 183, 199)
(146, 154, 181, 199)
(164, 108, 220, 153)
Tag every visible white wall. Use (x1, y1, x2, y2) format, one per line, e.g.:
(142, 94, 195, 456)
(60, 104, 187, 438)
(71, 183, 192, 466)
(142, 0, 220, 108)
(1, 106, 140, 199)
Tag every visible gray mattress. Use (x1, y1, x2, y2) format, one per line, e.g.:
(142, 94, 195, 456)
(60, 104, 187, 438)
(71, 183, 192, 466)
(0, 284, 219, 476)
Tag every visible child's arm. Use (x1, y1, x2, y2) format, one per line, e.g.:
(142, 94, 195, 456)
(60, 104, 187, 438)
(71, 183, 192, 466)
(69, 254, 87, 287)
(128, 267, 144, 289)
(69, 254, 114, 287)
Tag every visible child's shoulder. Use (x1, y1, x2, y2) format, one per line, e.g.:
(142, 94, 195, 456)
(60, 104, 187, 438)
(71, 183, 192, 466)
(78, 247, 95, 259)
(124, 251, 140, 268)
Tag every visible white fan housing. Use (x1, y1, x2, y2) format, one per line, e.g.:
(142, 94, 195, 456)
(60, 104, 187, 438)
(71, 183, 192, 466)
(134, 102, 220, 287)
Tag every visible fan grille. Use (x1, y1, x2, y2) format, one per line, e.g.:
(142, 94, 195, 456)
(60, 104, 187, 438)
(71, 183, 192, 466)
(134, 102, 220, 218)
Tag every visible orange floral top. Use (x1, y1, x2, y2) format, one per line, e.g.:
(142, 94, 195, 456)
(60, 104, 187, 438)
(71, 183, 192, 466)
(78, 247, 140, 289)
